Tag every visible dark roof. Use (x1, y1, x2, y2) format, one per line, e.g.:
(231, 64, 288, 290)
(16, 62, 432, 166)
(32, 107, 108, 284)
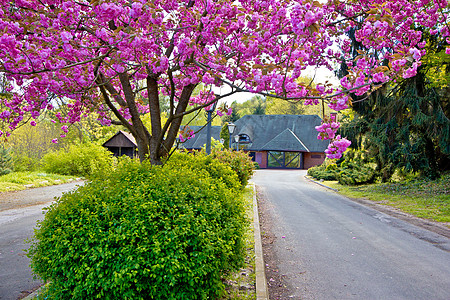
(179, 125, 222, 150)
(102, 131, 137, 148)
(233, 115, 328, 152)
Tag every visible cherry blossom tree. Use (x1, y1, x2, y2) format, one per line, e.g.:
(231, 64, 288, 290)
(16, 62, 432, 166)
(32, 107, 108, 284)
(0, 0, 448, 163)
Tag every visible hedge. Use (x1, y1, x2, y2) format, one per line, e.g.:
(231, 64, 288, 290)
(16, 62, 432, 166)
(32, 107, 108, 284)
(28, 156, 247, 299)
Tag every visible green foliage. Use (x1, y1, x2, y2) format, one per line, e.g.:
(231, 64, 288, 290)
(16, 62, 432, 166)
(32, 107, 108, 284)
(211, 149, 255, 188)
(5, 121, 68, 172)
(12, 155, 41, 172)
(28, 157, 248, 299)
(336, 160, 376, 186)
(41, 142, 113, 177)
(308, 150, 376, 185)
(265, 97, 305, 115)
(0, 146, 13, 176)
(165, 152, 241, 193)
(222, 96, 266, 124)
(200, 137, 224, 152)
(221, 123, 231, 149)
(307, 160, 339, 181)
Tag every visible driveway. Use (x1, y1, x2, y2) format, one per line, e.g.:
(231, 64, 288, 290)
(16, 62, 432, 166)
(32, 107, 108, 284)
(252, 169, 450, 300)
(0, 181, 82, 300)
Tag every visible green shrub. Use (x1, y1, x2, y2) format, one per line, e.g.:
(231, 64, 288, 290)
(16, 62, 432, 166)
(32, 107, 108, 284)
(337, 160, 376, 185)
(28, 158, 247, 299)
(308, 150, 376, 185)
(165, 152, 241, 193)
(41, 142, 113, 177)
(307, 160, 339, 181)
(12, 155, 41, 172)
(211, 149, 255, 188)
(0, 146, 13, 176)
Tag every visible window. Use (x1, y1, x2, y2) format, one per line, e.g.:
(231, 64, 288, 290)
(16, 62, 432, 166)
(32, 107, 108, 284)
(268, 151, 284, 168)
(267, 151, 303, 169)
(238, 134, 251, 143)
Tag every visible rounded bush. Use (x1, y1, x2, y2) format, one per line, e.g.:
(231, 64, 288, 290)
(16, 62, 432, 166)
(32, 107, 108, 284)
(165, 152, 241, 193)
(337, 161, 376, 185)
(28, 158, 247, 299)
(211, 149, 254, 188)
(307, 162, 338, 181)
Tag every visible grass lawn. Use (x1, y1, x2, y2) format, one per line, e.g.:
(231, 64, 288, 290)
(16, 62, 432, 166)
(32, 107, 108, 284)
(0, 171, 79, 192)
(316, 173, 450, 225)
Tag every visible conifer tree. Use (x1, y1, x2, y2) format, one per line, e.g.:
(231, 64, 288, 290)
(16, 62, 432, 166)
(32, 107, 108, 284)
(0, 146, 13, 176)
(340, 29, 450, 180)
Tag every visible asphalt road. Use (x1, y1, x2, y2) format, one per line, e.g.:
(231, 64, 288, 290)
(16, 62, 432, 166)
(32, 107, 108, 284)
(0, 182, 82, 300)
(252, 170, 450, 300)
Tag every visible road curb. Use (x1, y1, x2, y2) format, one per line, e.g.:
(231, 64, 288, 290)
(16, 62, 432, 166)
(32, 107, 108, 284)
(252, 184, 269, 300)
(304, 175, 338, 192)
(22, 285, 45, 300)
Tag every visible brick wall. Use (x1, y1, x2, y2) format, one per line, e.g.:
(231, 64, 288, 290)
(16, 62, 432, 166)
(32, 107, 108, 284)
(303, 152, 325, 169)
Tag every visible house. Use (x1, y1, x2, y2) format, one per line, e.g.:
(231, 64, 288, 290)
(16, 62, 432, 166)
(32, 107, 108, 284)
(103, 115, 328, 169)
(231, 115, 329, 169)
(102, 130, 138, 158)
(178, 125, 222, 150)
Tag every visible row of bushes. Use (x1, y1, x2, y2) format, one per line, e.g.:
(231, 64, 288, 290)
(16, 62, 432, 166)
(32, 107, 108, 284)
(0, 142, 114, 177)
(3, 142, 256, 184)
(28, 151, 254, 299)
(308, 150, 376, 185)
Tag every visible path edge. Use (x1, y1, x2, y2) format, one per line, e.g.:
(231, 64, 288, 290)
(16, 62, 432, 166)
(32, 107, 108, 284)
(252, 184, 269, 300)
(304, 175, 338, 192)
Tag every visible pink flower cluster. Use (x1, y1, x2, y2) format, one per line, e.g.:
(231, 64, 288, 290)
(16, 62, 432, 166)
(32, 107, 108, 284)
(328, 93, 349, 111)
(190, 90, 215, 107)
(325, 136, 352, 159)
(315, 121, 340, 140)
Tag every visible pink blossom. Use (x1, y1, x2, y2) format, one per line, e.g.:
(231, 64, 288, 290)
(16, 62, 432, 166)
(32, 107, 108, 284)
(403, 63, 419, 79)
(325, 135, 351, 159)
(315, 121, 340, 140)
(372, 72, 389, 83)
(31, 111, 40, 119)
(409, 48, 421, 60)
(0, 111, 11, 119)
(51, 138, 58, 144)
